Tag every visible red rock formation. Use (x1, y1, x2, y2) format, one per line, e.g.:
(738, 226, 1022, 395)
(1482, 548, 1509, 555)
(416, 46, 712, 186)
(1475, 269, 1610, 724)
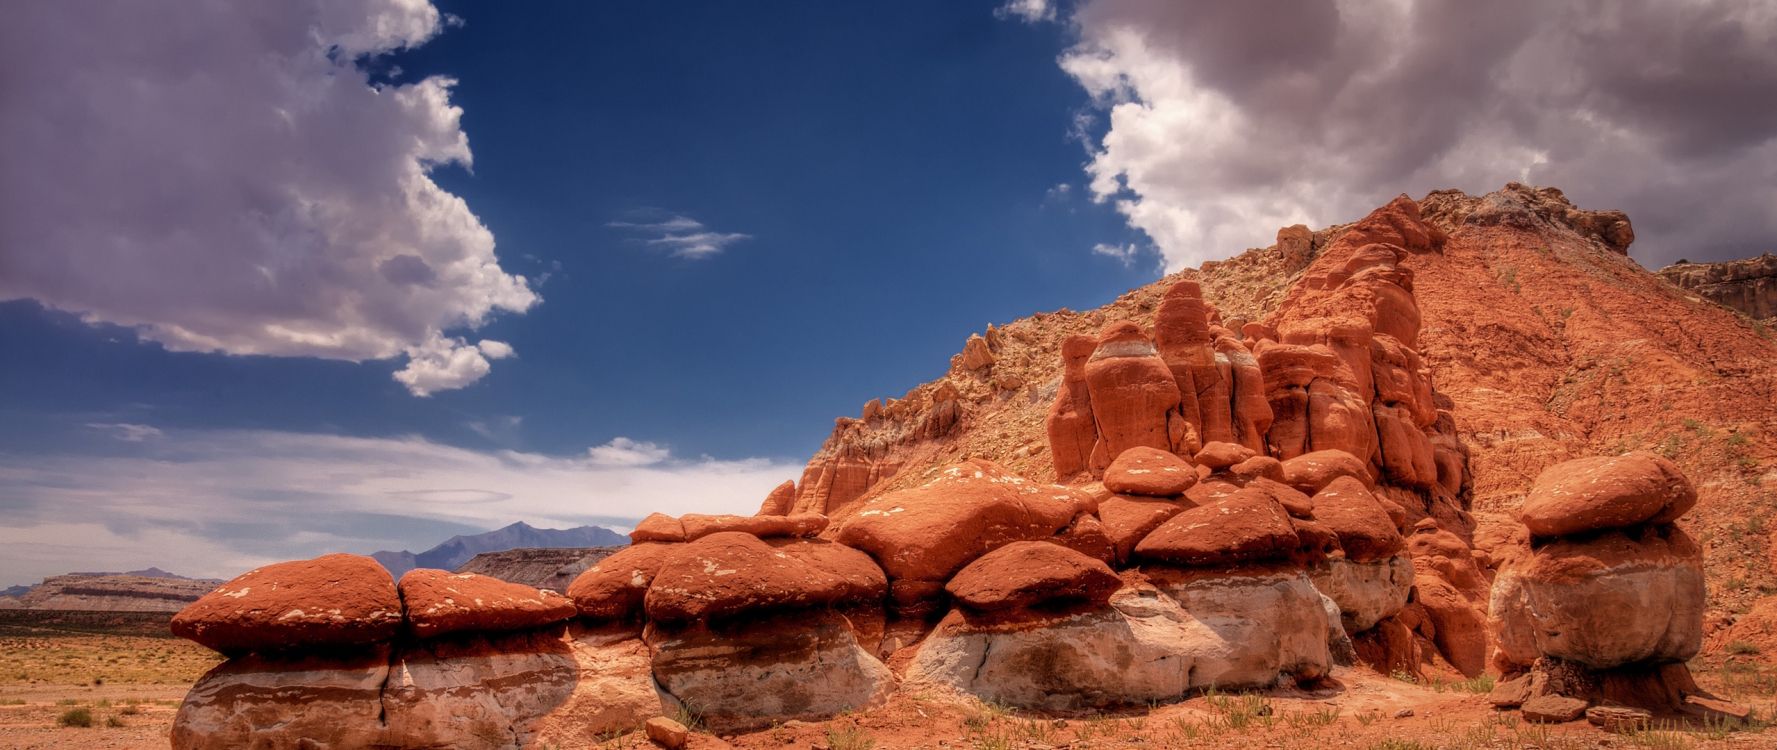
(757, 479, 797, 516)
(398, 569, 575, 639)
(1659, 252, 1777, 322)
(1083, 322, 1182, 471)
(1133, 488, 1301, 567)
(831, 459, 1089, 591)
(171, 554, 401, 655)
(566, 543, 677, 621)
(642, 532, 884, 622)
(1516, 451, 1696, 538)
(944, 541, 1121, 613)
(1045, 335, 1098, 480)
(1102, 446, 1197, 497)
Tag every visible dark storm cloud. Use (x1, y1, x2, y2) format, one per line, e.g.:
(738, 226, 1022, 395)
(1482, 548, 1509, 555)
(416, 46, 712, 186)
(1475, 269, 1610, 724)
(1059, 0, 1777, 269)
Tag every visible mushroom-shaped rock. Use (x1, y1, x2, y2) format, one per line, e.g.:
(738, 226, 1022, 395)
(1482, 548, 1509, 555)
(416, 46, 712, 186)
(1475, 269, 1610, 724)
(1193, 441, 1255, 470)
(171, 553, 401, 655)
(643, 532, 884, 622)
(1517, 452, 1697, 537)
(567, 543, 679, 620)
(1281, 450, 1371, 495)
(945, 541, 1121, 613)
(1103, 446, 1198, 497)
(1311, 476, 1405, 562)
(832, 459, 1089, 585)
(398, 569, 576, 638)
(630, 513, 687, 543)
(1133, 488, 1300, 566)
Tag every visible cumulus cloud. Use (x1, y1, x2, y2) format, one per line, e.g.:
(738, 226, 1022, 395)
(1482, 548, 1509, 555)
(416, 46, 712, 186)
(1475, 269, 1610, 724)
(0, 1, 536, 394)
(392, 333, 517, 396)
(608, 214, 750, 259)
(1053, 0, 1777, 270)
(0, 428, 799, 584)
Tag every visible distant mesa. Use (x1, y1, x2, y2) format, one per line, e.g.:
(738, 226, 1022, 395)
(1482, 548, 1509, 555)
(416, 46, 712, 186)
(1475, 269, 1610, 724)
(0, 570, 221, 613)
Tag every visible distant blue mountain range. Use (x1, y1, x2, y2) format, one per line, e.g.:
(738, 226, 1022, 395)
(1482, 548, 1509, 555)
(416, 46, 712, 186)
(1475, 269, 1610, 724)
(370, 521, 627, 578)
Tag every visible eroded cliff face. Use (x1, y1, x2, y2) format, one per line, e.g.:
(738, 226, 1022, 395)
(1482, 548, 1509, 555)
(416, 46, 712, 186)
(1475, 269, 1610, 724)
(1659, 253, 1777, 322)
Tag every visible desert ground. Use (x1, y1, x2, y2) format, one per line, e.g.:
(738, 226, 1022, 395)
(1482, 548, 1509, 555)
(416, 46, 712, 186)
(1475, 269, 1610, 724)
(0, 612, 218, 750)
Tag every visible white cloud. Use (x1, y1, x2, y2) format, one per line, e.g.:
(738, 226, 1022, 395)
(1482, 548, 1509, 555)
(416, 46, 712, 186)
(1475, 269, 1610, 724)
(0, 429, 799, 584)
(394, 333, 516, 397)
(996, 0, 1057, 23)
(586, 437, 672, 467)
(608, 215, 750, 259)
(1053, 0, 1777, 270)
(1090, 242, 1141, 267)
(86, 423, 165, 442)
(0, 1, 536, 394)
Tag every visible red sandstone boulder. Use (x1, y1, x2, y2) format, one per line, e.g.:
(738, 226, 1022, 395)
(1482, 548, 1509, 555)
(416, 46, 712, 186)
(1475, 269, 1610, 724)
(1517, 452, 1697, 537)
(630, 513, 687, 543)
(833, 459, 1088, 585)
(1281, 450, 1371, 495)
(1241, 478, 1316, 519)
(644, 532, 884, 621)
(1311, 477, 1405, 562)
(680, 512, 827, 541)
(1098, 496, 1188, 564)
(398, 569, 575, 639)
(1055, 513, 1118, 565)
(768, 538, 889, 605)
(1229, 455, 1285, 485)
(172, 554, 401, 655)
(945, 541, 1121, 613)
(1084, 323, 1182, 471)
(1103, 446, 1198, 497)
(1133, 488, 1300, 566)
(757, 480, 798, 516)
(567, 543, 679, 620)
(1193, 441, 1255, 470)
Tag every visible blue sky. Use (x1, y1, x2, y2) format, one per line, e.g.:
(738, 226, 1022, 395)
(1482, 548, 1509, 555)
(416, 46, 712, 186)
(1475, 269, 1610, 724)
(3, 0, 1773, 584)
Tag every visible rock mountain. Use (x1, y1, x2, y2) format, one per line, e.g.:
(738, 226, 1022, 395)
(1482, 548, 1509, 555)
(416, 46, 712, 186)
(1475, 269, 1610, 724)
(161, 184, 1775, 748)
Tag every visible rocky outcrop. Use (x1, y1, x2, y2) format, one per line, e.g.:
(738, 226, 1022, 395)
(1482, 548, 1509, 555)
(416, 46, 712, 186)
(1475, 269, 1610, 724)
(1659, 253, 1777, 321)
(1487, 453, 1730, 719)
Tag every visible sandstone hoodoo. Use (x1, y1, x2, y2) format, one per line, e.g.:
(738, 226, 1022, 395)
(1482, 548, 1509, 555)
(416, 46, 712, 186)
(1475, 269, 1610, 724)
(166, 186, 1767, 747)
(1488, 452, 1730, 720)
